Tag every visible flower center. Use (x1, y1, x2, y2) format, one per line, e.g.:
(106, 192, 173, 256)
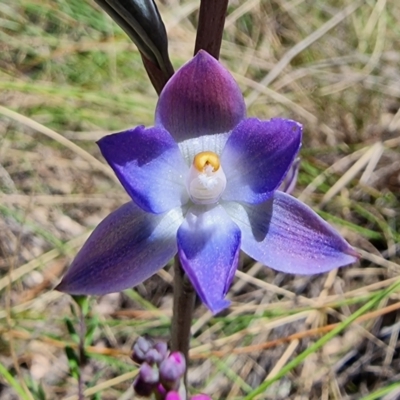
(186, 151, 226, 204)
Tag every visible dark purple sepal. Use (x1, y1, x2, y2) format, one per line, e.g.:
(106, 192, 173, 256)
(155, 50, 246, 142)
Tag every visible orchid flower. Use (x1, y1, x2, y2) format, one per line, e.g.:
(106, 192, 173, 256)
(57, 50, 358, 314)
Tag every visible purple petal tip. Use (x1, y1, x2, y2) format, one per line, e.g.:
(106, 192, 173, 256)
(155, 50, 246, 141)
(345, 246, 361, 260)
(54, 282, 65, 293)
(56, 202, 181, 296)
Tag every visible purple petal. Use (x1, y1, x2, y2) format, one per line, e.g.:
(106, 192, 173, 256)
(177, 205, 241, 314)
(165, 392, 182, 400)
(279, 157, 300, 194)
(98, 126, 189, 214)
(159, 352, 186, 383)
(56, 202, 184, 295)
(224, 192, 358, 275)
(138, 363, 159, 384)
(221, 118, 302, 204)
(155, 50, 246, 142)
(134, 363, 159, 397)
(132, 337, 154, 364)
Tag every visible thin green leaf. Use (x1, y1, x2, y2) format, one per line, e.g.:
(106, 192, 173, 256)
(65, 346, 80, 380)
(0, 360, 31, 400)
(243, 280, 400, 399)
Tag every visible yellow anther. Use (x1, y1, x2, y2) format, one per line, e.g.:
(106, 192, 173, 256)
(193, 151, 220, 172)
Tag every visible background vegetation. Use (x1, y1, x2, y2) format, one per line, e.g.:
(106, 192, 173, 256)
(0, 0, 399, 398)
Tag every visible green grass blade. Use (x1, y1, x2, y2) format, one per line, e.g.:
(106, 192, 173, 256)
(0, 361, 31, 400)
(243, 280, 400, 400)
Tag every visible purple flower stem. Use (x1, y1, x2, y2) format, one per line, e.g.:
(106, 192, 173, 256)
(170, 255, 196, 384)
(194, 0, 229, 59)
(169, 3, 229, 387)
(140, 52, 173, 95)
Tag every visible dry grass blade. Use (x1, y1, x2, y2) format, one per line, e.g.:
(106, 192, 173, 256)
(320, 142, 383, 206)
(298, 147, 369, 202)
(1, 0, 400, 398)
(0, 106, 117, 182)
(236, 73, 335, 138)
(0, 233, 89, 292)
(190, 301, 400, 359)
(360, 142, 384, 184)
(245, 0, 363, 106)
(357, 248, 400, 273)
(63, 370, 138, 400)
